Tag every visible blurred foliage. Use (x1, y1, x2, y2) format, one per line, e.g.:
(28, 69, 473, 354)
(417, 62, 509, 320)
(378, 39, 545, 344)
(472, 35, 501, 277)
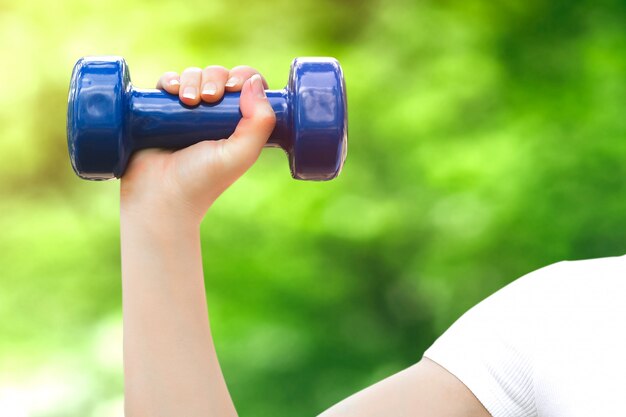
(0, 0, 625, 416)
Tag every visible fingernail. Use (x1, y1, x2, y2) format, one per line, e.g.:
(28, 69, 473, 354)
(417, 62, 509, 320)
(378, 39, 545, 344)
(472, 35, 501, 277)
(225, 77, 240, 88)
(182, 86, 197, 100)
(169, 79, 180, 86)
(250, 74, 266, 98)
(202, 82, 217, 96)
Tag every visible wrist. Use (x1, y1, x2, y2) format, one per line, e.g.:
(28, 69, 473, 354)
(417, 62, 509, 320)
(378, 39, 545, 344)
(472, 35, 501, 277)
(120, 182, 210, 230)
(120, 198, 203, 240)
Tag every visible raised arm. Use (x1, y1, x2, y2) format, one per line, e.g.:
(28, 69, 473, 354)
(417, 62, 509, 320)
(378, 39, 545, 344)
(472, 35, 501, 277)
(120, 65, 274, 417)
(119, 64, 490, 417)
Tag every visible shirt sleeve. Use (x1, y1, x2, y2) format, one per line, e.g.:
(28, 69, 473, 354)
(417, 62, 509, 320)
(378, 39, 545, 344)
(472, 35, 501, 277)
(422, 264, 554, 417)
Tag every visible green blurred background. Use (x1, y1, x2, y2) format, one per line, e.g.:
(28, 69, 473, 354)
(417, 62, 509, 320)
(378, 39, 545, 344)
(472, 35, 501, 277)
(1, 0, 625, 415)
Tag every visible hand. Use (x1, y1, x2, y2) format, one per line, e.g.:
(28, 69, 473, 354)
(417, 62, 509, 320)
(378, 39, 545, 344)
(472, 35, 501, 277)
(120, 65, 276, 224)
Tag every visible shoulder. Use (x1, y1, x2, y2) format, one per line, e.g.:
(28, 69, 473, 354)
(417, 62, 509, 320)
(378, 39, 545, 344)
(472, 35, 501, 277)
(423, 254, 626, 417)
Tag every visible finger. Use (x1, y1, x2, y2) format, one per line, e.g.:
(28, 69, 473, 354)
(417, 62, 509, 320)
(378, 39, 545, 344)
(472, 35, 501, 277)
(225, 65, 269, 92)
(223, 74, 276, 170)
(156, 72, 180, 95)
(200, 65, 229, 103)
(179, 67, 203, 106)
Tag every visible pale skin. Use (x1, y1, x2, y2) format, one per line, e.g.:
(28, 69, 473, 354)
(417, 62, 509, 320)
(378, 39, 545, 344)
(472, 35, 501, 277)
(120, 64, 492, 417)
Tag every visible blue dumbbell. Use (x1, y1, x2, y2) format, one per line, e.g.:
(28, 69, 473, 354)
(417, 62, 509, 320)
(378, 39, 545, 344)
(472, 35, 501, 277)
(67, 56, 348, 181)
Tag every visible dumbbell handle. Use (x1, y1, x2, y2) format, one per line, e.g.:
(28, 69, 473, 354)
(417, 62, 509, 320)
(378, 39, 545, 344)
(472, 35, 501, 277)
(129, 88, 290, 151)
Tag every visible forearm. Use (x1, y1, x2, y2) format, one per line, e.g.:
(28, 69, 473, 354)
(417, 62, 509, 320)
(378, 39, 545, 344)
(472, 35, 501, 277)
(120, 207, 237, 417)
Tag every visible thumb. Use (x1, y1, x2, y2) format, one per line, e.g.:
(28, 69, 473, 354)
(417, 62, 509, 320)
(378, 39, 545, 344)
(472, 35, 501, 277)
(223, 74, 276, 172)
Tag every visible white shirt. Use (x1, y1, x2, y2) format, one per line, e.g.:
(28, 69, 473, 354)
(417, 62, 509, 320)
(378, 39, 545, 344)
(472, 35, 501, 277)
(423, 254, 626, 417)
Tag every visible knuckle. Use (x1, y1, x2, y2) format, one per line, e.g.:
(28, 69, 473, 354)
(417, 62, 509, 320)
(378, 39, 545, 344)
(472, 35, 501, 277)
(255, 108, 277, 125)
(182, 67, 203, 76)
(204, 65, 228, 73)
(231, 65, 258, 74)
